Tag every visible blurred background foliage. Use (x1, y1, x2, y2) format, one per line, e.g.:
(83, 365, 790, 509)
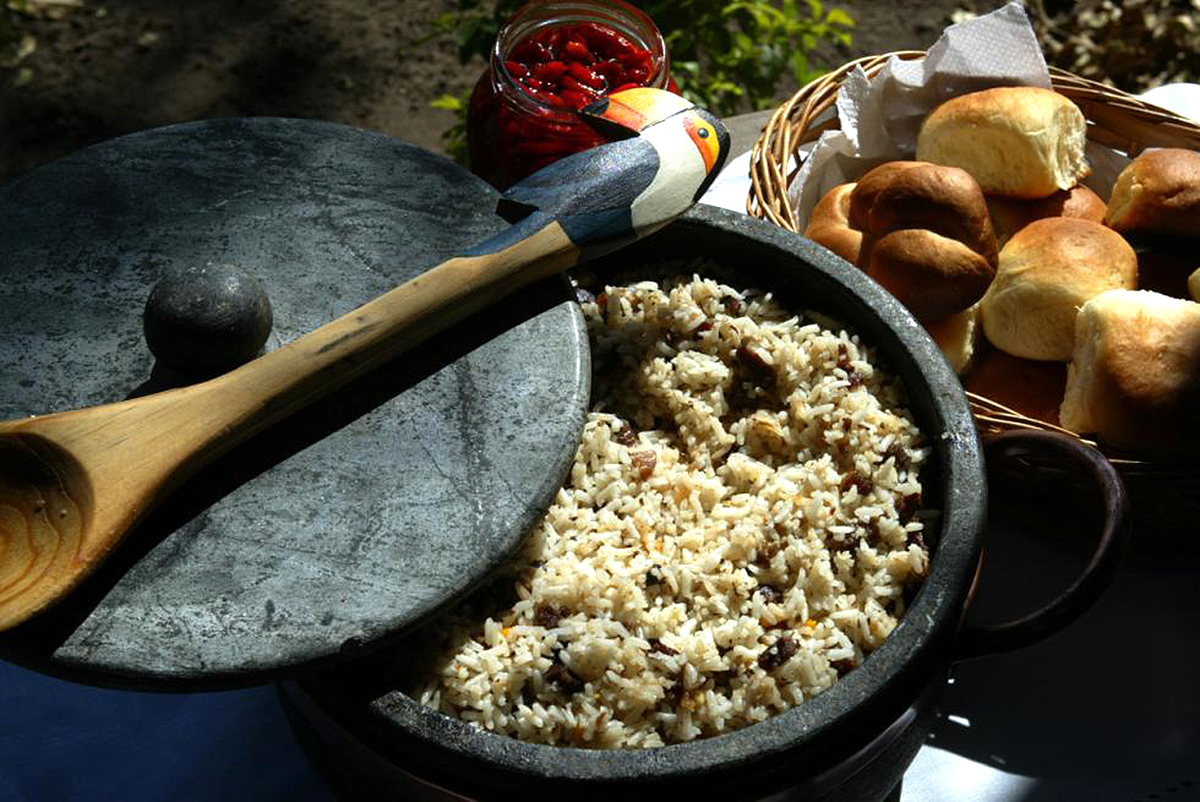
(1025, 0, 1200, 91)
(0, 0, 1196, 168)
(3, 0, 1196, 94)
(2, 0, 82, 84)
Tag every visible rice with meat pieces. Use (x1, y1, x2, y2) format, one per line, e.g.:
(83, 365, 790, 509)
(408, 268, 930, 748)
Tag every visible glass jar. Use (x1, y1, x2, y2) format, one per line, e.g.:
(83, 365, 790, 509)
(466, 0, 677, 190)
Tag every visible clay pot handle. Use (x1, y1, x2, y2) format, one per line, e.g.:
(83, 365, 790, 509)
(952, 429, 1130, 661)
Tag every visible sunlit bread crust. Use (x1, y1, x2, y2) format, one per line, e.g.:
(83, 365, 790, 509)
(986, 185, 1106, 247)
(803, 182, 862, 265)
(848, 161, 998, 259)
(922, 303, 980, 376)
(916, 86, 1089, 199)
(849, 161, 998, 320)
(980, 217, 1137, 361)
(804, 163, 998, 321)
(863, 229, 995, 321)
(1105, 147, 1200, 237)
(1061, 289, 1200, 455)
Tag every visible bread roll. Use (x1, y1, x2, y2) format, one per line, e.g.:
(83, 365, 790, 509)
(916, 86, 1089, 199)
(864, 230, 996, 321)
(848, 162, 998, 260)
(1105, 148, 1200, 237)
(980, 217, 1137, 360)
(1061, 289, 1200, 455)
(986, 185, 1106, 247)
(1191, 267, 1200, 301)
(850, 161, 998, 320)
(804, 183, 862, 265)
(922, 303, 980, 376)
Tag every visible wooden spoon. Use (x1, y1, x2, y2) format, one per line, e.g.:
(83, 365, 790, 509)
(0, 88, 731, 632)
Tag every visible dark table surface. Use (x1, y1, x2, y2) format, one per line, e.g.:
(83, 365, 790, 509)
(0, 660, 338, 802)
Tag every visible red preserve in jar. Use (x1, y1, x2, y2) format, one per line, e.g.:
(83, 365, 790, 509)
(466, 0, 677, 190)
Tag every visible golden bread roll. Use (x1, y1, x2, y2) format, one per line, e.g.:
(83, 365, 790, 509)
(922, 303, 980, 376)
(916, 86, 1089, 199)
(964, 344, 1067, 427)
(849, 161, 998, 320)
(1105, 148, 1200, 237)
(986, 185, 1106, 247)
(1061, 289, 1200, 456)
(980, 217, 1137, 361)
(803, 183, 862, 264)
(864, 230, 996, 321)
(1191, 267, 1200, 301)
(849, 161, 999, 260)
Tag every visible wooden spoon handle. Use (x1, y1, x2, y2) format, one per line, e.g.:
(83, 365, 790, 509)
(1, 85, 732, 634)
(0, 215, 579, 631)
(198, 214, 579, 456)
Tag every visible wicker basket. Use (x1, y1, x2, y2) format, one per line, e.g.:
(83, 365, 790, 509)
(747, 52, 1200, 531)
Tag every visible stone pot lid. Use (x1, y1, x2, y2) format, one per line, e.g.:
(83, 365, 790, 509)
(0, 118, 589, 689)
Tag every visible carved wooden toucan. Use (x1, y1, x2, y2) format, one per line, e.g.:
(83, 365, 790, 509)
(481, 87, 731, 260)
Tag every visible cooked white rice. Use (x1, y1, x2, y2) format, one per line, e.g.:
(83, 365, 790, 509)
(407, 267, 930, 748)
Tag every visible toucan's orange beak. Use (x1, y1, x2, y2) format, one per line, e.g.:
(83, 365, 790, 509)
(578, 87, 697, 138)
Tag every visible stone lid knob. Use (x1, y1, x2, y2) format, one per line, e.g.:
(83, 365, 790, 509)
(143, 263, 273, 375)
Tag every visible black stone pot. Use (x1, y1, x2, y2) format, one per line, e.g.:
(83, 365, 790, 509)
(280, 205, 1129, 802)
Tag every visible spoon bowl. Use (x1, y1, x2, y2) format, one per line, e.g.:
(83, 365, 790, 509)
(0, 433, 92, 628)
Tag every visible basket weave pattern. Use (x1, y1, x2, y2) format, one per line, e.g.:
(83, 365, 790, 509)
(747, 52, 1200, 511)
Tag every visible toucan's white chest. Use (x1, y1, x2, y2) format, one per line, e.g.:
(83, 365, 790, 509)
(628, 121, 710, 234)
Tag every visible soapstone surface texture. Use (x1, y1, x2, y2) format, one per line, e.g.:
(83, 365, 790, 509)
(0, 118, 589, 688)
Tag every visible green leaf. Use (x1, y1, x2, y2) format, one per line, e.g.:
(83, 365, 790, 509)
(825, 8, 856, 29)
(430, 94, 465, 111)
(790, 50, 811, 83)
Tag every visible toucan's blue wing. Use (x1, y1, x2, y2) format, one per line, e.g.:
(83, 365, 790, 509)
(497, 137, 659, 222)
